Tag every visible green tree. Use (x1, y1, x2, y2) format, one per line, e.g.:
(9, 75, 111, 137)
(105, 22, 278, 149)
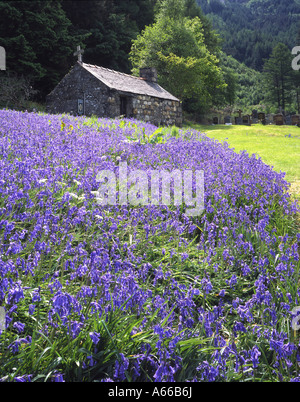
(129, 0, 226, 113)
(156, 0, 220, 52)
(262, 43, 294, 112)
(292, 68, 300, 114)
(212, 65, 237, 106)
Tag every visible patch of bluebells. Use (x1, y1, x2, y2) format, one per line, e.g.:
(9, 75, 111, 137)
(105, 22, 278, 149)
(0, 109, 299, 382)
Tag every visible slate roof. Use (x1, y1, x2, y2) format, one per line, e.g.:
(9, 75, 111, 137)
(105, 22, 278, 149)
(81, 62, 179, 102)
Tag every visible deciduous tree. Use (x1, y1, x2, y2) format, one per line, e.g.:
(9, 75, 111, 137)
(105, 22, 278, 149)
(130, 0, 226, 113)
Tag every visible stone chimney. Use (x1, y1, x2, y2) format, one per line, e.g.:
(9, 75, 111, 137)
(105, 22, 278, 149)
(139, 67, 157, 83)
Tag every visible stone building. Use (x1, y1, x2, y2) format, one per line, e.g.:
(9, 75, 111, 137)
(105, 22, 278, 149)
(46, 61, 182, 127)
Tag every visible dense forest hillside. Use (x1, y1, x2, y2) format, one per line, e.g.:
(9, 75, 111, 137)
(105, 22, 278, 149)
(0, 0, 299, 115)
(0, 0, 157, 99)
(196, 0, 300, 71)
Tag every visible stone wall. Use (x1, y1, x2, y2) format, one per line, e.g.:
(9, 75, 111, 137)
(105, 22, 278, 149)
(46, 64, 113, 117)
(132, 95, 182, 127)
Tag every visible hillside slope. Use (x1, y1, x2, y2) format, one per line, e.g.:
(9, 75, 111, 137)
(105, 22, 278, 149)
(196, 0, 300, 70)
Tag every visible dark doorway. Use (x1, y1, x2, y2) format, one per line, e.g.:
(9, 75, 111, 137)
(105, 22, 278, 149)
(120, 96, 128, 116)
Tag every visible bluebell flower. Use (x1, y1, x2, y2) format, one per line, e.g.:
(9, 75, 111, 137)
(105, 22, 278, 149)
(114, 353, 129, 381)
(197, 361, 219, 382)
(51, 373, 65, 382)
(218, 289, 226, 297)
(14, 375, 32, 382)
(233, 321, 247, 336)
(250, 346, 261, 369)
(1, 109, 299, 382)
(89, 331, 100, 345)
(201, 277, 213, 294)
(13, 321, 25, 333)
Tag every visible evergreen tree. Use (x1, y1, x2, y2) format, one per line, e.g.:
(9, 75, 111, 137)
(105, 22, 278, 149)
(0, 0, 83, 98)
(293, 71, 300, 114)
(262, 43, 294, 112)
(61, 0, 156, 73)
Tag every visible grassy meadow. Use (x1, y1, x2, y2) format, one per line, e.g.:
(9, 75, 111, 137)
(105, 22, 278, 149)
(184, 123, 300, 201)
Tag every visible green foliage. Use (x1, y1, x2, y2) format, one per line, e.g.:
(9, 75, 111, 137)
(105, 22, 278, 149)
(218, 52, 263, 109)
(120, 120, 181, 144)
(155, 0, 186, 19)
(130, 0, 226, 113)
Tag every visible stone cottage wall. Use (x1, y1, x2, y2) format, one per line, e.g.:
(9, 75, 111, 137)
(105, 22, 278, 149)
(46, 64, 182, 126)
(132, 95, 182, 127)
(46, 64, 113, 117)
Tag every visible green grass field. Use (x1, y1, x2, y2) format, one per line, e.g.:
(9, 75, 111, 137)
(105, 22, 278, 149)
(185, 123, 300, 200)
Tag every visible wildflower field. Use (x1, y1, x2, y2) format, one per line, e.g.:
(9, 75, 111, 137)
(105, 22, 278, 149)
(0, 109, 299, 382)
